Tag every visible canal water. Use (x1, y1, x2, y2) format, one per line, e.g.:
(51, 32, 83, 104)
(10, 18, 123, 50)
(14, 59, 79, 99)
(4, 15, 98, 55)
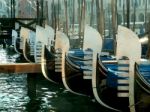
(0, 47, 112, 112)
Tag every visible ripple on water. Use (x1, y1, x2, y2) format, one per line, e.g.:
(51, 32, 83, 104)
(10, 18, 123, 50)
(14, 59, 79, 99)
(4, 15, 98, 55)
(0, 48, 111, 112)
(0, 72, 29, 111)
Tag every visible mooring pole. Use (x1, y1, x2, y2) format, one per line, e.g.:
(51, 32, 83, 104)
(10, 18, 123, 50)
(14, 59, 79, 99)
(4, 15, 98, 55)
(11, 0, 12, 18)
(126, 0, 130, 28)
(111, 0, 117, 55)
(40, 0, 44, 26)
(27, 73, 37, 99)
(27, 0, 40, 99)
(13, 0, 15, 18)
(36, 0, 40, 25)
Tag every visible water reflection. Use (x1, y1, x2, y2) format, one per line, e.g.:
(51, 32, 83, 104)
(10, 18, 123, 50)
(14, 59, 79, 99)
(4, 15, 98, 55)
(26, 76, 110, 112)
(0, 73, 29, 111)
(0, 47, 19, 63)
(0, 48, 111, 112)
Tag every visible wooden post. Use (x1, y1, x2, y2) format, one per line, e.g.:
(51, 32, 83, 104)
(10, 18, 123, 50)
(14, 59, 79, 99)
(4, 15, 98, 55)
(146, 18, 150, 58)
(111, 0, 117, 55)
(126, 0, 130, 28)
(78, 0, 85, 49)
(145, 0, 148, 32)
(78, 0, 81, 39)
(57, 0, 60, 30)
(54, 3, 57, 41)
(27, 73, 37, 99)
(13, 0, 15, 18)
(11, 0, 13, 18)
(123, 0, 125, 26)
(90, 0, 94, 27)
(51, 0, 53, 27)
(36, 0, 40, 25)
(78, 0, 82, 48)
(132, 0, 137, 31)
(100, 0, 104, 39)
(96, 0, 100, 33)
(72, 0, 75, 33)
(45, 1, 49, 25)
(40, 0, 44, 26)
(96, 0, 104, 39)
(64, 0, 69, 36)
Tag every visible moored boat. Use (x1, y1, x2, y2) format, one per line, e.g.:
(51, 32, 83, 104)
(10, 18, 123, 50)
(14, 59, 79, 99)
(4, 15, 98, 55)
(12, 30, 22, 54)
(34, 25, 57, 83)
(62, 25, 102, 96)
(20, 27, 35, 62)
(41, 27, 70, 83)
(92, 26, 141, 111)
(35, 25, 70, 84)
(134, 61, 150, 111)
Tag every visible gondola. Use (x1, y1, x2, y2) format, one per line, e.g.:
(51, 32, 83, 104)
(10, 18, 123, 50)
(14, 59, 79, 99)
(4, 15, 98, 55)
(35, 25, 70, 84)
(34, 25, 56, 83)
(62, 25, 102, 96)
(34, 25, 48, 63)
(35, 25, 57, 83)
(134, 61, 150, 112)
(20, 27, 35, 62)
(92, 26, 141, 112)
(12, 30, 22, 54)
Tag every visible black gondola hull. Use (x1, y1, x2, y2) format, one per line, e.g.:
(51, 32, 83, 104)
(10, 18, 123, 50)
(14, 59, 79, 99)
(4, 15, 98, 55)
(93, 58, 129, 111)
(134, 64, 150, 112)
(42, 46, 62, 84)
(64, 58, 93, 96)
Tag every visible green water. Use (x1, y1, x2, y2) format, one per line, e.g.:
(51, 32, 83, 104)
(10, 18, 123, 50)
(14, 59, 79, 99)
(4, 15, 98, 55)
(0, 48, 112, 112)
(0, 73, 111, 112)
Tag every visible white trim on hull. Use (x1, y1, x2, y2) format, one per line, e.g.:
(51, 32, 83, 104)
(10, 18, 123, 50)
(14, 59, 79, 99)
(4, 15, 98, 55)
(41, 45, 58, 84)
(62, 25, 102, 96)
(92, 25, 141, 111)
(116, 26, 141, 112)
(36, 25, 70, 83)
(20, 27, 34, 63)
(14, 38, 22, 54)
(35, 25, 56, 82)
(12, 30, 21, 54)
(90, 25, 120, 111)
(23, 38, 33, 62)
